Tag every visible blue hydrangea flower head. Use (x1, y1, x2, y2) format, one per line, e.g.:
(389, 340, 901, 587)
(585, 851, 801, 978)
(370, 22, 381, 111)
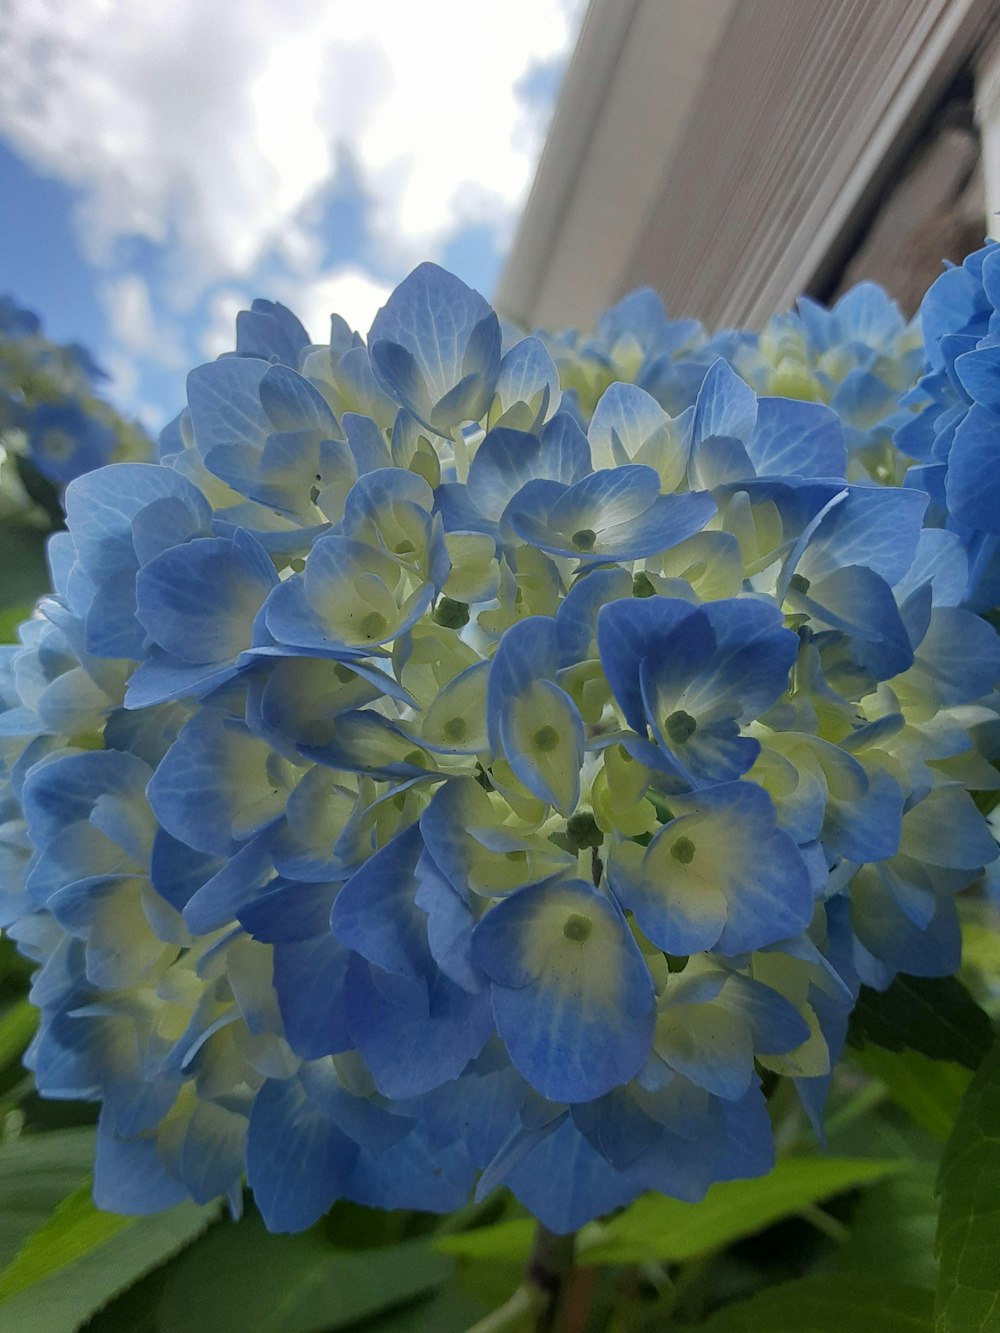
(1, 296, 152, 502)
(1, 260, 997, 1237)
(893, 241, 1000, 610)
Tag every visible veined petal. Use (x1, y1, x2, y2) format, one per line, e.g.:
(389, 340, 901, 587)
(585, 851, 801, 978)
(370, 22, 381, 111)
(472, 879, 655, 1102)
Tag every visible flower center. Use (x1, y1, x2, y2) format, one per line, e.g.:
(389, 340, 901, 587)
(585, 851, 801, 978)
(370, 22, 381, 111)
(563, 913, 593, 942)
(670, 836, 696, 865)
(443, 717, 467, 743)
(571, 528, 597, 551)
(360, 611, 387, 639)
(665, 710, 697, 744)
(534, 725, 559, 752)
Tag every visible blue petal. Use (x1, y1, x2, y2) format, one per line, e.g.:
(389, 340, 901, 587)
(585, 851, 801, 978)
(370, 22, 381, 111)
(556, 566, 633, 667)
(346, 956, 494, 1097)
(790, 565, 914, 680)
(609, 782, 814, 954)
(93, 1112, 189, 1215)
(597, 596, 708, 734)
(148, 711, 294, 857)
(471, 879, 654, 1102)
(486, 614, 560, 750)
(798, 485, 928, 586)
(492, 336, 561, 431)
(273, 933, 354, 1058)
(332, 824, 434, 976)
(258, 362, 338, 433)
(908, 607, 1000, 704)
(177, 1100, 247, 1204)
(954, 344, 1000, 413)
(502, 1114, 640, 1233)
(747, 398, 846, 479)
(135, 531, 277, 667)
(947, 404, 1000, 533)
(691, 358, 757, 444)
(589, 382, 687, 486)
(187, 357, 270, 472)
(368, 263, 501, 431)
(466, 418, 590, 524)
(235, 299, 310, 367)
(499, 676, 584, 814)
(239, 878, 337, 943)
(247, 1076, 358, 1231)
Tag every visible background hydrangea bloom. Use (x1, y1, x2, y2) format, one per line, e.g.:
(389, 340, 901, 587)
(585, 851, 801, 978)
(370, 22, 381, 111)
(0, 297, 150, 494)
(1, 263, 998, 1242)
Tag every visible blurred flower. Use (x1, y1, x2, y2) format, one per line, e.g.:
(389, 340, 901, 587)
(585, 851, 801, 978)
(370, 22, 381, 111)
(0, 296, 151, 520)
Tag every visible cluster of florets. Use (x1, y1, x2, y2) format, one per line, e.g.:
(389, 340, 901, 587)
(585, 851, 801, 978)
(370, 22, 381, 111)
(734, 284, 925, 488)
(1, 265, 998, 1235)
(887, 241, 1000, 613)
(0, 296, 149, 505)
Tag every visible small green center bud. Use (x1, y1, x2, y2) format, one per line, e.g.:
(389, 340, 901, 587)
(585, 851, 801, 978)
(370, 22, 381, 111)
(359, 611, 387, 640)
(565, 811, 603, 851)
(562, 913, 593, 942)
(665, 710, 697, 744)
(670, 836, 696, 865)
(504, 849, 527, 863)
(442, 716, 467, 744)
(402, 749, 427, 769)
(394, 538, 416, 556)
(533, 725, 559, 753)
(632, 572, 656, 598)
(789, 573, 811, 595)
(433, 597, 470, 629)
(333, 663, 356, 684)
(571, 528, 597, 552)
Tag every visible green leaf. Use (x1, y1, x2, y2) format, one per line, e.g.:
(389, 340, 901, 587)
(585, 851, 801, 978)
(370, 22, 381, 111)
(935, 1036, 1000, 1331)
(0, 523, 50, 612)
(0, 1180, 133, 1299)
(435, 1218, 535, 1262)
(698, 1276, 934, 1331)
(0, 1129, 96, 1269)
(159, 1211, 455, 1333)
(363, 1284, 495, 1333)
(0, 1172, 216, 1333)
(835, 1161, 939, 1289)
(848, 976, 994, 1071)
(0, 604, 31, 644)
(852, 1047, 972, 1141)
(579, 1156, 908, 1265)
(0, 999, 37, 1071)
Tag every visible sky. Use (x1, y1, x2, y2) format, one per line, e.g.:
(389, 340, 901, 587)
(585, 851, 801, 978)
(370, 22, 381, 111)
(0, 0, 585, 430)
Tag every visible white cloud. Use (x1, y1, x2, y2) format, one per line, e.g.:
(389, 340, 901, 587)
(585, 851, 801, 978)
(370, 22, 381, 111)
(277, 264, 393, 343)
(102, 274, 187, 381)
(199, 288, 253, 361)
(0, 0, 584, 294)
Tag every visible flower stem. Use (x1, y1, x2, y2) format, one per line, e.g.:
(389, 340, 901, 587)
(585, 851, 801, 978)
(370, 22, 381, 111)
(464, 1225, 577, 1333)
(528, 1225, 576, 1332)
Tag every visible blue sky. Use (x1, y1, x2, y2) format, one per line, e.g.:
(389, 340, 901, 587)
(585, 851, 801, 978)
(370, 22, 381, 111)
(0, 0, 583, 431)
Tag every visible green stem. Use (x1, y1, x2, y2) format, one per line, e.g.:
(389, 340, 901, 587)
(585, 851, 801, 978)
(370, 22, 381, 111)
(798, 1203, 851, 1244)
(528, 1226, 576, 1332)
(465, 1282, 541, 1333)
(465, 1225, 577, 1333)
